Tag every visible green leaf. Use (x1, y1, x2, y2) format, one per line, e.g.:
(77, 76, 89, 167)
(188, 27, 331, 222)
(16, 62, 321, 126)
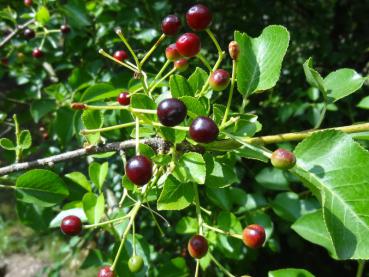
(173, 152, 206, 184)
(357, 96, 369, 110)
(55, 108, 74, 145)
(303, 58, 326, 95)
(30, 99, 56, 123)
(255, 167, 289, 190)
(160, 126, 187, 144)
(16, 201, 53, 232)
(89, 162, 108, 191)
(131, 94, 156, 121)
(323, 69, 366, 102)
(234, 146, 269, 162)
(16, 169, 69, 207)
(169, 75, 194, 97)
(204, 153, 238, 188)
(65, 172, 91, 192)
(179, 96, 207, 118)
(224, 114, 261, 137)
(157, 257, 189, 276)
(292, 130, 369, 259)
(157, 175, 194, 211)
(206, 187, 232, 211)
(19, 130, 32, 149)
(235, 25, 290, 96)
(0, 138, 15, 150)
(80, 83, 116, 103)
(268, 268, 315, 277)
(59, 0, 91, 29)
(175, 217, 198, 234)
(188, 67, 208, 94)
(83, 193, 105, 224)
(35, 6, 50, 25)
(82, 110, 103, 129)
(292, 210, 338, 259)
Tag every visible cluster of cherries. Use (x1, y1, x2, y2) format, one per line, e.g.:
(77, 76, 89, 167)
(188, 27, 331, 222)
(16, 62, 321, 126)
(58, 3, 302, 276)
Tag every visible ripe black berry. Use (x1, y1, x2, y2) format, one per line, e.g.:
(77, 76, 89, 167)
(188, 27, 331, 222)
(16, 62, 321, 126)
(32, 48, 43, 59)
(126, 155, 153, 186)
(161, 15, 181, 36)
(157, 98, 187, 127)
(186, 4, 212, 31)
(60, 215, 82, 236)
(188, 235, 208, 259)
(117, 92, 130, 106)
(98, 266, 115, 277)
(174, 58, 189, 72)
(271, 148, 296, 169)
(113, 50, 128, 61)
(209, 69, 230, 91)
(165, 43, 181, 61)
(189, 116, 219, 143)
(242, 224, 266, 249)
(23, 28, 35, 40)
(60, 24, 71, 34)
(176, 33, 201, 58)
(128, 255, 144, 273)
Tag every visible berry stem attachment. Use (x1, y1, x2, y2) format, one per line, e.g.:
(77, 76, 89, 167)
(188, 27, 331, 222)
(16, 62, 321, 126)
(203, 223, 243, 240)
(196, 53, 212, 72)
(221, 60, 237, 127)
(140, 33, 166, 67)
(83, 214, 131, 229)
(111, 201, 141, 271)
(208, 252, 236, 277)
(193, 183, 203, 235)
(195, 261, 200, 277)
(99, 49, 137, 72)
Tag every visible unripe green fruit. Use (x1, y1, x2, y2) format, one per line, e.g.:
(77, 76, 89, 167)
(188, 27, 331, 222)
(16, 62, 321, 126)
(128, 255, 144, 273)
(271, 148, 296, 169)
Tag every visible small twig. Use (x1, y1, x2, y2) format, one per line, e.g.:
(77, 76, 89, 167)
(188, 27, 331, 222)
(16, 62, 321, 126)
(0, 19, 35, 48)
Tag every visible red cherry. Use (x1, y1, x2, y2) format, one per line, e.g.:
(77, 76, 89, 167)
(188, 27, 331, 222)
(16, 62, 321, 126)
(32, 48, 43, 59)
(60, 215, 82, 236)
(24, 0, 32, 7)
(209, 69, 230, 91)
(165, 43, 181, 61)
(189, 116, 219, 143)
(98, 266, 115, 277)
(117, 92, 130, 105)
(161, 15, 181, 36)
(242, 224, 266, 249)
(60, 24, 71, 34)
(125, 155, 153, 186)
(188, 235, 208, 259)
(176, 33, 201, 58)
(174, 58, 189, 72)
(186, 4, 212, 31)
(113, 50, 128, 61)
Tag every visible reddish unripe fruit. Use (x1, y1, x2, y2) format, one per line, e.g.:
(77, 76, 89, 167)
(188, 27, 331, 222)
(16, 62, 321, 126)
(165, 43, 181, 61)
(176, 33, 201, 58)
(125, 155, 153, 186)
(189, 116, 219, 143)
(157, 98, 187, 127)
(188, 235, 208, 259)
(174, 58, 189, 72)
(113, 50, 128, 61)
(161, 15, 181, 36)
(242, 224, 266, 249)
(117, 92, 130, 106)
(98, 266, 115, 277)
(186, 4, 212, 31)
(23, 28, 35, 40)
(228, 41, 240, 60)
(32, 48, 43, 58)
(60, 24, 71, 34)
(60, 215, 82, 236)
(271, 148, 296, 169)
(209, 69, 230, 91)
(24, 0, 32, 7)
(1, 57, 8, 66)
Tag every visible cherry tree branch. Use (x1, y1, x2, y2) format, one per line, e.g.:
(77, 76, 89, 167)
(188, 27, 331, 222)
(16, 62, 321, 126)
(0, 19, 35, 48)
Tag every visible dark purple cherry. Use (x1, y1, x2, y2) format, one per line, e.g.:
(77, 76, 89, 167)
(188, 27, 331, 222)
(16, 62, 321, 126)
(157, 98, 187, 127)
(189, 116, 219, 143)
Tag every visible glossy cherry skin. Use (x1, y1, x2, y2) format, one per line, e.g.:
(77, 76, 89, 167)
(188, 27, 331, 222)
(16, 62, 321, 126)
(161, 15, 181, 36)
(98, 266, 115, 277)
(271, 148, 296, 169)
(24, 0, 32, 7)
(32, 48, 43, 58)
(157, 98, 187, 127)
(176, 33, 201, 58)
(188, 235, 208, 259)
(60, 24, 71, 34)
(113, 50, 128, 61)
(23, 28, 35, 40)
(60, 215, 82, 236)
(125, 155, 153, 186)
(128, 255, 144, 273)
(165, 43, 181, 61)
(209, 69, 230, 91)
(189, 116, 219, 143)
(186, 4, 212, 31)
(242, 224, 266, 249)
(117, 92, 130, 105)
(174, 58, 189, 72)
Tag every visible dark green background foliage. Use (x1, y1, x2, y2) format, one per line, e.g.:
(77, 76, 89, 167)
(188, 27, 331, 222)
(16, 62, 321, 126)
(0, 0, 368, 276)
